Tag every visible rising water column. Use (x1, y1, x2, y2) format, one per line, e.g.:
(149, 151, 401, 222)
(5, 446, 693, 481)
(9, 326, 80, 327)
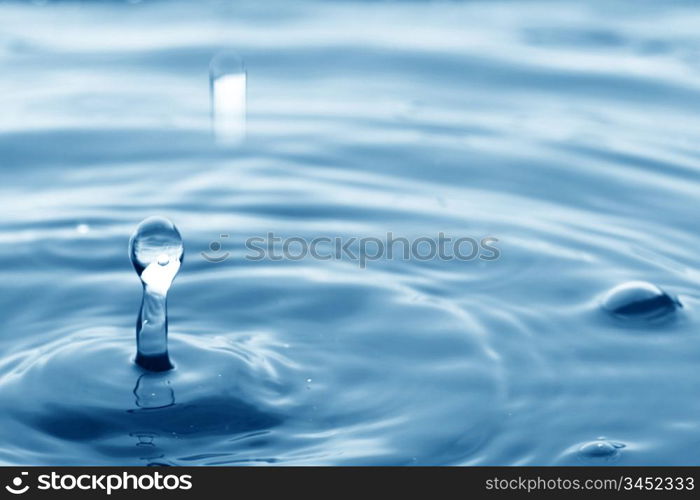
(210, 51, 247, 145)
(129, 216, 184, 371)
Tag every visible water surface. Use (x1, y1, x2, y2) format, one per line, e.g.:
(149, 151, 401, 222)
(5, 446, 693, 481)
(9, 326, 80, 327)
(0, 0, 699, 465)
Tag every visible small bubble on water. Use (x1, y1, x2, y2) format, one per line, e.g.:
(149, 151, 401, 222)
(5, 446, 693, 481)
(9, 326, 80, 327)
(601, 281, 679, 321)
(578, 439, 625, 461)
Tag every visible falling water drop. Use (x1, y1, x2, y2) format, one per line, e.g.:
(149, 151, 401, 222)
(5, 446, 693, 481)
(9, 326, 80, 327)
(210, 51, 246, 145)
(129, 216, 184, 371)
(601, 281, 680, 321)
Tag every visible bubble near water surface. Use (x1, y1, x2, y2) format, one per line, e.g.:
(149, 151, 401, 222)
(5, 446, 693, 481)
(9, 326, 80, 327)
(601, 281, 680, 322)
(578, 439, 626, 462)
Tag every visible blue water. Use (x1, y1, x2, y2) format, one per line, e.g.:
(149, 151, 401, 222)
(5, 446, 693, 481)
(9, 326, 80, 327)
(0, 0, 699, 466)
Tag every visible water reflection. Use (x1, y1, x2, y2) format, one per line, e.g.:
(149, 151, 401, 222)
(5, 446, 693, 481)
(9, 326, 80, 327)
(133, 372, 175, 409)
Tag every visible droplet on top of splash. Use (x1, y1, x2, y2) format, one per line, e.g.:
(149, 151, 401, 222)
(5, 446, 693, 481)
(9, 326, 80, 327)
(129, 216, 183, 295)
(210, 51, 246, 146)
(129, 217, 183, 275)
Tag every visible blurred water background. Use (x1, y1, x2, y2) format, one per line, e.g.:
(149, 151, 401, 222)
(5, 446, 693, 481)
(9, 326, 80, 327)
(0, 0, 699, 465)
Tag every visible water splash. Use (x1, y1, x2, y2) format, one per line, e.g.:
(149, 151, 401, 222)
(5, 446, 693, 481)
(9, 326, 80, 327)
(210, 51, 246, 145)
(3, 0, 700, 466)
(129, 216, 184, 371)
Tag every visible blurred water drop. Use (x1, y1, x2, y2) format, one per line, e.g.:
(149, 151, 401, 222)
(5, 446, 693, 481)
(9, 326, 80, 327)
(76, 223, 90, 235)
(601, 281, 679, 321)
(210, 51, 246, 145)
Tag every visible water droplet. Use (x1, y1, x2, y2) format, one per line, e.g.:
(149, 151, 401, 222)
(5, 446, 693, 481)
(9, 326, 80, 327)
(157, 253, 170, 266)
(578, 439, 625, 461)
(306, 378, 312, 383)
(601, 281, 679, 321)
(129, 216, 183, 278)
(210, 51, 246, 145)
(76, 223, 90, 234)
